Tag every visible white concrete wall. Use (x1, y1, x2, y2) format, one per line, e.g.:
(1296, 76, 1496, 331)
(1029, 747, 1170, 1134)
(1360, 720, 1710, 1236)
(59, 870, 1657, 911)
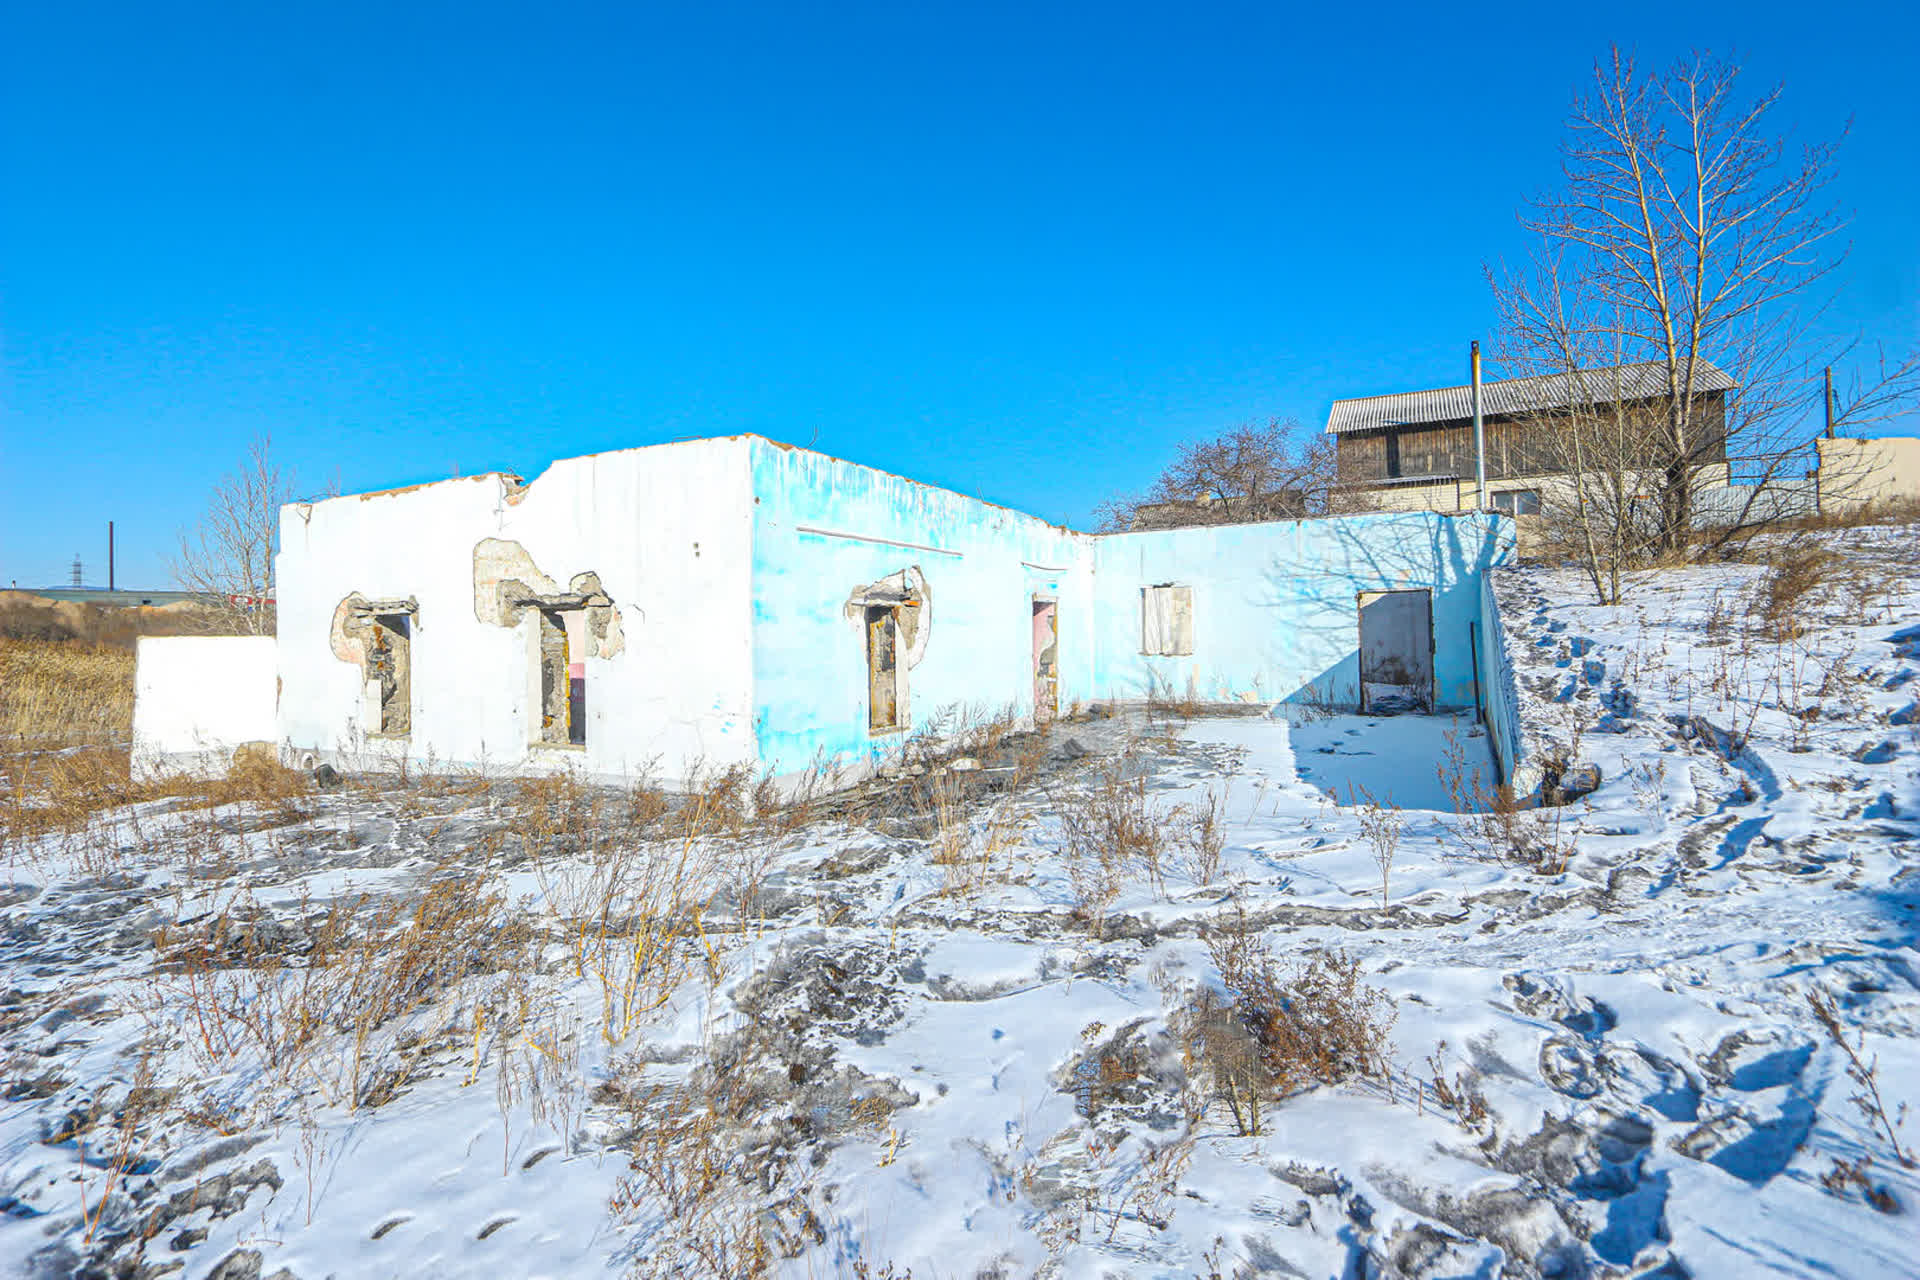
(274, 437, 757, 786)
(131, 636, 279, 780)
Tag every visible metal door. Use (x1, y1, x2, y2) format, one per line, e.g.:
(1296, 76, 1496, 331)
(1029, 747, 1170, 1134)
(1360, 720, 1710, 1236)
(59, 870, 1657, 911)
(1357, 589, 1433, 713)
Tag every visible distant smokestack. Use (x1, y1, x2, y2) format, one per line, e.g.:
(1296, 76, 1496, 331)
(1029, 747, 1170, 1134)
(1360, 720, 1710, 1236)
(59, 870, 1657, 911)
(1823, 366, 1835, 439)
(108, 521, 115, 592)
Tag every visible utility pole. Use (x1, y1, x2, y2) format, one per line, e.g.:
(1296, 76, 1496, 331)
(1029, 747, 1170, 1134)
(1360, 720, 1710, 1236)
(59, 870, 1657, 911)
(1471, 340, 1487, 510)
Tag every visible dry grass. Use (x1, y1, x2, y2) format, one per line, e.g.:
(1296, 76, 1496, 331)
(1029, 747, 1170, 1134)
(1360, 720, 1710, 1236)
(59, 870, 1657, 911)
(1182, 918, 1398, 1135)
(0, 592, 242, 646)
(1144, 672, 1202, 724)
(1751, 544, 1841, 639)
(148, 867, 530, 1113)
(1, 638, 134, 749)
(609, 1080, 785, 1279)
(2, 639, 143, 849)
(1057, 757, 1161, 933)
(1055, 750, 1233, 925)
(4, 635, 316, 835)
(1714, 496, 1920, 550)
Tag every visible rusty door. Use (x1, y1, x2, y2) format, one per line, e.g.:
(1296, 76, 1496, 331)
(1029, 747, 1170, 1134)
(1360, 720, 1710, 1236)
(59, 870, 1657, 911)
(1357, 589, 1433, 713)
(1031, 599, 1058, 722)
(866, 605, 899, 731)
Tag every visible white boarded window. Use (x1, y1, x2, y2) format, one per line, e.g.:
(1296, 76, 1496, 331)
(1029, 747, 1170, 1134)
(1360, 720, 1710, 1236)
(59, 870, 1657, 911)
(1141, 584, 1194, 656)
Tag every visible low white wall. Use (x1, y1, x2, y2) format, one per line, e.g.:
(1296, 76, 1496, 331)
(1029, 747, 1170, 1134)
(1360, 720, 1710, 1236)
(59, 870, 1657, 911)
(131, 636, 280, 780)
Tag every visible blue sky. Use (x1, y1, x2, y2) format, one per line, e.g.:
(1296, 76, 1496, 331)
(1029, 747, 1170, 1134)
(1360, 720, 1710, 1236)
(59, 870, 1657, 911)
(2, 0, 1915, 589)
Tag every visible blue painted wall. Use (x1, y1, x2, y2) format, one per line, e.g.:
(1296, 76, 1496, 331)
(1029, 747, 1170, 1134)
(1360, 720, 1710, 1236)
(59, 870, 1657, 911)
(1092, 512, 1512, 712)
(745, 436, 1513, 779)
(1474, 572, 1525, 787)
(748, 439, 1093, 777)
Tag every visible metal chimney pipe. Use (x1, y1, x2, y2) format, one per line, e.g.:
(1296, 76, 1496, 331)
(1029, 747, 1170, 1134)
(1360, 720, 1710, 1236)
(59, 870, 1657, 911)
(1471, 341, 1487, 510)
(1823, 365, 1835, 439)
(108, 521, 115, 593)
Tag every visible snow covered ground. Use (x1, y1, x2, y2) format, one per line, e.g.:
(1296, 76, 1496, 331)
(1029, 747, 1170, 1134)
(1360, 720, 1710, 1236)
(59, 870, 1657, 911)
(3, 524, 1917, 1279)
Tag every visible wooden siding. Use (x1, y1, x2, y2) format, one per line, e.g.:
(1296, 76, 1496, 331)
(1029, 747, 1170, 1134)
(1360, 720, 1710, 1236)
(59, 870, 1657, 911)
(1335, 393, 1728, 484)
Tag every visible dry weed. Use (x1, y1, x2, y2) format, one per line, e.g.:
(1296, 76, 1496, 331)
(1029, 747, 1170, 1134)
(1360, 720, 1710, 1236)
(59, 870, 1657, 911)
(1436, 729, 1577, 874)
(1182, 914, 1397, 1133)
(146, 867, 530, 1115)
(1751, 544, 1839, 639)
(1348, 783, 1405, 908)
(1057, 757, 1163, 934)
(1167, 791, 1226, 886)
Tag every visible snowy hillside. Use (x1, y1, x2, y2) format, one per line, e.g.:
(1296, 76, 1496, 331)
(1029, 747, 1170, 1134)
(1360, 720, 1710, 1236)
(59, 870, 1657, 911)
(2, 524, 1917, 1279)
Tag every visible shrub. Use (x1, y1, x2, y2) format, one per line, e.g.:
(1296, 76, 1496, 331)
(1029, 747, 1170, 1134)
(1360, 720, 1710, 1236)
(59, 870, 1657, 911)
(1182, 918, 1398, 1133)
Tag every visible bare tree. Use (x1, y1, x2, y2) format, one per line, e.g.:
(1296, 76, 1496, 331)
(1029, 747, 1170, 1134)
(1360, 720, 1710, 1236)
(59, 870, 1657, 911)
(171, 434, 293, 635)
(1530, 371, 1678, 607)
(1491, 48, 1918, 599)
(1098, 418, 1337, 531)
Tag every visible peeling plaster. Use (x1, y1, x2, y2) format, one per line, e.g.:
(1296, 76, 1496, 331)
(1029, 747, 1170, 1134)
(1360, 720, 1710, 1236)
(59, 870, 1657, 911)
(472, 537, 626, 658)
(330, 593, 419, 735)
(844, 565, 931, 669)
(330, 593, 419, 668)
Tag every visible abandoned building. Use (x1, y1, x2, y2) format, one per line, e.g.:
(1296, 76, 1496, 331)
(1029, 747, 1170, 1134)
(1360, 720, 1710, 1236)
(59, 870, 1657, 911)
(1326, 361, 1738, 516)
(131, 434, 1519, 790)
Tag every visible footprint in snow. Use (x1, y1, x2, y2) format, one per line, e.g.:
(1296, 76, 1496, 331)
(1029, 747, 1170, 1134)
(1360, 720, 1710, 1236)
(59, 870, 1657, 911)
(1699, 1029, 1813, 1093)
(1539, 1035, 1604, 1098)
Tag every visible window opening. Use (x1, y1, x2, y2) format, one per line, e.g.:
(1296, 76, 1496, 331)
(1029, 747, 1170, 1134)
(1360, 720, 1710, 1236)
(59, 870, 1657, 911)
(1141, 584, 1194, 656)
(1491, 488, 1542, 516)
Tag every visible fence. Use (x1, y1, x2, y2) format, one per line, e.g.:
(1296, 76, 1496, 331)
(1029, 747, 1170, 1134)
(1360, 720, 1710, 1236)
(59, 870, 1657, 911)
(1689, 479, 1820, 528)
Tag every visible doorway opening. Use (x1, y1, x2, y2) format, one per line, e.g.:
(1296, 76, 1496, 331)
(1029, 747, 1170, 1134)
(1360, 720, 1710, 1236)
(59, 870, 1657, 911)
(1031, 598, 1058, 722)
(1357, 588, 1434, 713)
(866, 605, 903, 733)
(535, 608, 587, 747)
(846, 566, 927, 736)
(368, 613, 412, 736)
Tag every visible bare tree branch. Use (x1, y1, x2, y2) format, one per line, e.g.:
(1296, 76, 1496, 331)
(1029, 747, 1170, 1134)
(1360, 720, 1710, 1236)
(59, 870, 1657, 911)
(169, 434, 293, 635)
(1099, 419, 1337, 531)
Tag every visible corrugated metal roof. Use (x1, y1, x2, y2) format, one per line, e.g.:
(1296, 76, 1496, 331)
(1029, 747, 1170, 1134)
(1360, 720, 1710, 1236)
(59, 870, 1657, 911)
(1324, 361, 1737, 435)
